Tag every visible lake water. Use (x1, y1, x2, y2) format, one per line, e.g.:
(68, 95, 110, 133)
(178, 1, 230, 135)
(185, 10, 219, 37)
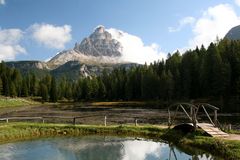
(0, 136, 218, 160)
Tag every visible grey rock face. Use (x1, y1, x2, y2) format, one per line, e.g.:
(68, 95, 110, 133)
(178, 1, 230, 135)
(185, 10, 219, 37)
(225, 25, 240, 40)
(74, 26, 123, 57)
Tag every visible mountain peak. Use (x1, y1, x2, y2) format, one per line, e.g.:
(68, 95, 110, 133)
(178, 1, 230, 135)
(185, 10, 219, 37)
(74, 25, 122, 57)
(48, 25, 124, 68)
(94, 25, 105, 33)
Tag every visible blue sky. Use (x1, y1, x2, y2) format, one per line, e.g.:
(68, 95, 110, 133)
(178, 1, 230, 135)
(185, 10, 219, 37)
(0, 0, 240, 63)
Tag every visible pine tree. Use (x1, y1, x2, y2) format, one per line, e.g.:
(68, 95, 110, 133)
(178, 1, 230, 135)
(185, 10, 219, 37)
(91, 77, 99, 99)
(50, 77, 58, 102)
(30, 73, 37, 96)
(98, 78, 106, 100)
(21, 79, 29, 97)
(205, 43, 223, 97)
(2, 73, 10, 96)
(40, 83, 48, 102)
(9, 82, 17, 97)
(0, 78, 2, 95)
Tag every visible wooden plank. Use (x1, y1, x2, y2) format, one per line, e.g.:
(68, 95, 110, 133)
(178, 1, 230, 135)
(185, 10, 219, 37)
(197, 123, 229, 137)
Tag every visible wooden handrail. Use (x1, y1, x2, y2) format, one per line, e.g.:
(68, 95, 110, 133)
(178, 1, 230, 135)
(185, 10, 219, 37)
(168, 102, 221, 130)
(195, 103, 219, 110)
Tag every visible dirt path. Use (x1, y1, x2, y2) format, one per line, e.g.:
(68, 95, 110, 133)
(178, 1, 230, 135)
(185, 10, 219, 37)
(224, 134, 240, 141)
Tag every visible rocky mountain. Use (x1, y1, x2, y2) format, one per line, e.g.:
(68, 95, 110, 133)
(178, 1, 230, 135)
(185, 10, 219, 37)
(51, 61, 137, 80)
(74, 25, 122, 57)
(47, 25, 124, 69)
(6, 25, 137, 79)
(225, 25, 240, 40)
(6, 60, 137, 80)
(6, 61, 49, 77)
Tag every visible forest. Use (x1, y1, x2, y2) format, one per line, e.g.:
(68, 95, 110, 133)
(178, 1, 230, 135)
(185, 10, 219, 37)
(1, 39, 240, 112)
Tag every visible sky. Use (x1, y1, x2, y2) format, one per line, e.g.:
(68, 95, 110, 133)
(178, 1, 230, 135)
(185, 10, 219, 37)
(0, 0, 240, 63)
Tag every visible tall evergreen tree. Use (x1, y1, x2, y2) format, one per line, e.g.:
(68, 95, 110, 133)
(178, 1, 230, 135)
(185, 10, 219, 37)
(40, 83, 49, 102)
(21, 79, 29, 97)
(50, 77, 58, 102)
(9, 82, 17, 97)
(0, 78, 2, 95)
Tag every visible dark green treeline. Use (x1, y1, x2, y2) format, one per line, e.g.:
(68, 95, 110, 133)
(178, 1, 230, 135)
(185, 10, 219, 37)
(1, 39, 240, 112)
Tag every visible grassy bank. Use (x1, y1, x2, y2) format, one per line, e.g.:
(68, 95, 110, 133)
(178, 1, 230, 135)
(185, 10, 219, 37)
(162, 129, 240, 160)
(0, 97, 39, 108)
(0, 123, 166, 143)
(0, 123, 239, 159)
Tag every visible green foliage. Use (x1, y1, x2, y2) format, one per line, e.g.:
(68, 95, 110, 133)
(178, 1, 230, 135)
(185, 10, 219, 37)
(39, 83, 49, 101)
(50, 77, 58, 102)
(0, 78, 2, 94)
(9, 82, 17, 97)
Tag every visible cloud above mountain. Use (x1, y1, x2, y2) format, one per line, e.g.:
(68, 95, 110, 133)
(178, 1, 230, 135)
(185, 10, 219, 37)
(168, 17, 196, 32)
(0, 29, 26, 60)
(189, 4, 240, 48)
(30, 23, 72, 49)
(107, 28, 165, 64)
(0, 0, 5, 5)
(171, 3, 240, 52)
(235, 0, 240, 6)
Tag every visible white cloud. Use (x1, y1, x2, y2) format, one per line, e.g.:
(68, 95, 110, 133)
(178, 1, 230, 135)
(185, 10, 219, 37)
(189, 4, 240, 48)
(122, 140, 162, 160)
(235, 0, 240, 6)
(0, 0, 5, 5)
(169, 16, 196, 32)
(107, 28, 166, 64)
(0, 29, 26, 60)
(30, 23, 72, 49)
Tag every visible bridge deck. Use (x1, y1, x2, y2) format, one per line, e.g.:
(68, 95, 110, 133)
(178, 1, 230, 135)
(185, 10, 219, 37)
(197, 123, 229, 137)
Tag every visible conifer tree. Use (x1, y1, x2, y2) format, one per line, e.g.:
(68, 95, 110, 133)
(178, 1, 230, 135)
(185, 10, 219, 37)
(50, 77, 58, 102)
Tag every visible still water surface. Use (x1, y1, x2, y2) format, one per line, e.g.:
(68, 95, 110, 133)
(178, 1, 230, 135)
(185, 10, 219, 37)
(0, 136, 218, 160)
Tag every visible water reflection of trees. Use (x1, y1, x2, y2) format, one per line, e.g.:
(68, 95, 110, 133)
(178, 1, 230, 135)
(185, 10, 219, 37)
(168, 143, 217, 160)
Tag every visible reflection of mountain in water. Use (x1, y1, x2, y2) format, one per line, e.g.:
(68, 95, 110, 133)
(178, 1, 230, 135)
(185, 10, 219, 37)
(55, 136, 124, 160)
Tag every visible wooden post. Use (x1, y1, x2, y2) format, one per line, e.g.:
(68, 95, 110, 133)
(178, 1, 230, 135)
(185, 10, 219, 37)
(73, 117, 76, 125)
(42, 119, 45, 123)
(192, 108, 197, 131)
(104, 116, 107, 126)
(190, 107, 193, 117)
(6, 118, 8, 123)
(168, 108, 171, 128)
(214, 110, 217, 126)
(228, 124, 232, 131)
(135, 119, 138, 126)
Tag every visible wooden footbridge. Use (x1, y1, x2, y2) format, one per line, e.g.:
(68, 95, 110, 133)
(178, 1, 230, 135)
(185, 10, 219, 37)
(168, 103, 228, 137)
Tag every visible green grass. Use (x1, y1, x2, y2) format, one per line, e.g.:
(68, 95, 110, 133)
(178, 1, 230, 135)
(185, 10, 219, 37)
(0, 122, 239, 159)
(161, 129, 240, 160)
(0, 97, 39, 108)
(179, 136, 240, 160)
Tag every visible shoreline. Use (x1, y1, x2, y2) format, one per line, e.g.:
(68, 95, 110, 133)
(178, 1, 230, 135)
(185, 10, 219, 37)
(0, 122, 239, 159)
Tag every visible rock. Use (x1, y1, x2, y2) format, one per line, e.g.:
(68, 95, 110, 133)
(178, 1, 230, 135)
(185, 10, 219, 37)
(75, 25, 122, 57)
(47, 25, 124, 68)
(225, 25, 240, 40)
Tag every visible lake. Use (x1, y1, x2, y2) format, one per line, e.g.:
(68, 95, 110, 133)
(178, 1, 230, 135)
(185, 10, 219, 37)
(0, 136, 219, 160)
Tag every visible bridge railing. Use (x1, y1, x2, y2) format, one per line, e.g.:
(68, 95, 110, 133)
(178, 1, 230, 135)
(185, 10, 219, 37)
(168, 102, 221, 130)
